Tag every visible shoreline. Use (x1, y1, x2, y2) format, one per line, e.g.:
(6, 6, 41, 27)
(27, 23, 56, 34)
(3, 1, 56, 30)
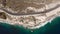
(0, 1, 60, 29)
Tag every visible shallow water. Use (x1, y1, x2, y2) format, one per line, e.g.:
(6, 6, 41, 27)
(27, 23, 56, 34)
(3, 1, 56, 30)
(0, 16, 60, 34)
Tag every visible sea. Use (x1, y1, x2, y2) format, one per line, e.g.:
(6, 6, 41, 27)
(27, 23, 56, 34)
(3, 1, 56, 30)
(0, 16, 60, 34)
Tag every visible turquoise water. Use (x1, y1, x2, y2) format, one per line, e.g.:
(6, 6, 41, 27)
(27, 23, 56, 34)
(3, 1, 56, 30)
(0, 16, 60, 34)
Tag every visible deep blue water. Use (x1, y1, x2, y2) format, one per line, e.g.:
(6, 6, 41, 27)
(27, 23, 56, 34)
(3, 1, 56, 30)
(0, 16, 60, 34)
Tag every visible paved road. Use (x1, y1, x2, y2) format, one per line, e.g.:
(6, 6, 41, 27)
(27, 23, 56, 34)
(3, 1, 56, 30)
(0, 4, 60, 16)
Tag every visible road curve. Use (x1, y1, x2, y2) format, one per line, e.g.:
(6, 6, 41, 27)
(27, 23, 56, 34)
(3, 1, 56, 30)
(0, 4, 60, 16)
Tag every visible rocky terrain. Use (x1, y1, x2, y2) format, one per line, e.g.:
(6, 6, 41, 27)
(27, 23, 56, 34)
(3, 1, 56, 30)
(0, 0, 60, 29)
(0, 0, 55, 13)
